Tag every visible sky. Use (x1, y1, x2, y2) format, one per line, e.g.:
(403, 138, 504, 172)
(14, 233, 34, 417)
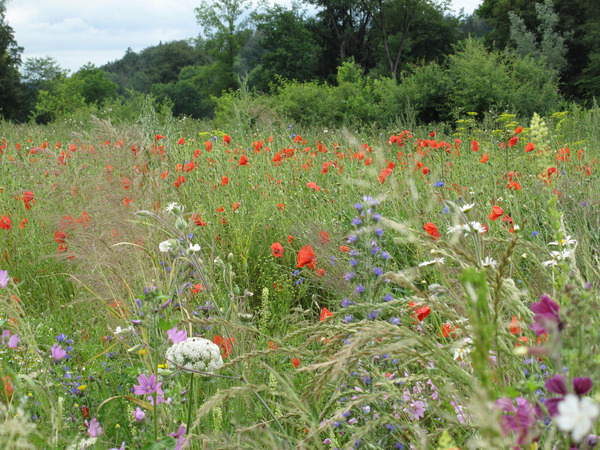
(5, 0, 482, 74)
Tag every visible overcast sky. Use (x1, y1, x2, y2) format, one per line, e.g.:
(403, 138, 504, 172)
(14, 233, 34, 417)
(5, 0, 482, 74)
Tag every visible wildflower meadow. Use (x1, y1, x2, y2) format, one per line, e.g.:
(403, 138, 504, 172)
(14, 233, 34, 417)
(2, 104, 600, 449)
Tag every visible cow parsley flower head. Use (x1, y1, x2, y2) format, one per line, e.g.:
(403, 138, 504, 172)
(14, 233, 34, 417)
(165, 337, 223, 373)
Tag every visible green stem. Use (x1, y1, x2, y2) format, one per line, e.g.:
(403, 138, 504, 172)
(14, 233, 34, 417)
(186, 373, 195, 432)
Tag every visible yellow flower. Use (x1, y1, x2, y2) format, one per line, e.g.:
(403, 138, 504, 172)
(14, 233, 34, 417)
(139, 349, 147, 356)
(78, 385, 86, 392)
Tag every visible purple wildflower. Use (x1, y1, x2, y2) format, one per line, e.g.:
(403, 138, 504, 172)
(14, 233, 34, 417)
(495, 397, 540, 445)
(167, 327, 187, 344)
(372, 267, 384, 276)
(51, 344, 67, 361)
(355, 284, 365, 294)
(133, 373, 163, 396)
(0, 270, 8, 288)
(7, 334, 19, 348)
(530, 294, 561, 335)
(87, 417, 103, 437)
(545, 374, 593, 417)
(169, 425, 189, 450)
(133, 407, 145, 422)
(352, 217, 362, 226)
(354, 203, 362, 210)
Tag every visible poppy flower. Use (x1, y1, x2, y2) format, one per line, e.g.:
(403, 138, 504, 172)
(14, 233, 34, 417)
(480, 154, 489, 163)
(414, 306, 431, 322)
(221, 176, 229, 186)
(174, 175, 186, 188)
(22, 191, 34, 210)
(525, 142, 535, 153)
(268, 341, 278, 350)
(155, 134, 165, 141)
(509, 136, 519, 147)
(223, 135, 231, 145)
(232, 202, 240, 211)
(238, 154, 248, 166)
(190, 214, 206, 227)
(0, 215, 11, 231)
(320, 307, 333, 321)
(423, 222, 440, 240)
(378, 167, 393, 184)
(19, 218, 27, 229)
(510, 315, 523, 335)
(514, 126, 523, 134)
(213, 335, 235, 358)
(205, 141, 212, 152)
(271, 242, 283, 258)
(316, 268, 325, 277)
(422, 166, 430, 175)
(319, 231, 329, 245)
(276, 203, 285, 210)
(292, 358, 300, 368)
(306, 182, 320, 191)
(489, 205, 504, 221)
(471, 140, 480, 152)
(287, 235, 294, 244)
(297, 245, 316, 269)
(191, 283, 205, 294)
(339, 245, 350, 253)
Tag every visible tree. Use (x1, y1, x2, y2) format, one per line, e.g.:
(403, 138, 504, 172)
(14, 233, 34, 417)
(72, 64, 119, 105)
(195, 0, 253, 92)
(0, 0, 24, 121)
(250, 5, 320, 91)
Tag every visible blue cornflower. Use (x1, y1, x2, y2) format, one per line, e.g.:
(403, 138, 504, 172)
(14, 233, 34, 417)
(371, 246, 380, 255)
(390, 317, 400, 325)
(372, 267, 384, 276)
(341, 298, 352, 307)
(352, 217, 362, 226)
(368, 310, 379, 319)
(375, 228, 383, 237)
(355, 284, 365, 294)
(531, 231, 539, 237)
(345, 272, 355, 281)
(434, 179, 444, 187)
(344, 314, 354, 323)
(380, 251, 390, 260)
(354, 203, 362, 211)
(442, 206, 449, 214)
(348, 235, 358, 243)
(350, 249, 359, 256)
(373, 212, 382, 221)
(384, 294, 393, 302)
(350, 259, 358, 267)
(330, 256, 336, 266)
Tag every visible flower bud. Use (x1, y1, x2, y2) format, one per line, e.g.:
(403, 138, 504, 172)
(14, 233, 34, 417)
(175, 217, 187, 232)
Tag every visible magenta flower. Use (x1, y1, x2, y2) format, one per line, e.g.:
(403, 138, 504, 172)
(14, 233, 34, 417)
(545, 374, 593, 417)
(530, 294, 562, 335)
(51, 344, 67, 361)
(0, 270, 8, 288)
(167, 327, 187, 344)
(169, 425, 189, 450)
(133, 373, 163, 396)
(7, 334, 19, 348)
(87, 417, 103, 437)
(495, 397, 541, 445)
(133, 406, 145, 422)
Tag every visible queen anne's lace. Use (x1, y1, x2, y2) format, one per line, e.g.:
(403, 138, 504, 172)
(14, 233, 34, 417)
(166, 337, 223, 373)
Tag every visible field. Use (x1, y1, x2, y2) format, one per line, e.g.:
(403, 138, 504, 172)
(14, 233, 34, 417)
(1, 105, 600, 449)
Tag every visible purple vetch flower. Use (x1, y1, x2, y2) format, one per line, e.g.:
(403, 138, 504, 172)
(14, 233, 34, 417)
(355, 284, 365, 294)
(495, 396, 541, 445)
(545, 374, 593, 417)
(133, 373, 163, 396)
(530, 294, 562, 335)
(0, 270, 8, 288)
(167, 327, 187, 344)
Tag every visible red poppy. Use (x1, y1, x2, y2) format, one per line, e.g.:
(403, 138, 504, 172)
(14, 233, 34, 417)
(177, 138, 185, 145)
(19, 218, 27, 229)
(472, 140, 479, 152)
(213, 335, 235, 358)
(316, 268, 325, 277)
(22, 191, 34, 210)
(319, 231, 329, 245)
(509, 136, 519, 147)
(276, 203, 286, 210)
(221, 176, 229, 186)
(155, 134, 165, 141)
(271, 242, 283, 258)
(489, 205, 504, 221)
(339, 245, 350, 253)
(0, 215, 11, 231)
(378, 167, 393, 184)
(190, 214, 207, 227)
(191, 283, 206, 294)
(223, 135, 231, 145)
(306, 182, 320, 191)
(423, 222, 440, 240)
(441, 323, 457, 338)
(216, 206, 224, 212)
(287, 235, 294, 244)
(514, 126, 523, 134)
(81, 406, 89, 419)
(238, 154, 248, 166)
(510, 315, 522, 335)
(320, 307, 333, 321)
(414, 306, 431, 322)
(161, 170, 168, 179)
(296, 245, 316, 269)
(292, 358, 300, 368)
(122, 177, 131, 189)
(205, 141, 213, 152)
(232, 202, 240, 211)
(174, 175, 186, 188)
(54, 230, 68, 244)
(480, 154, 489, 163)
(525, 142, 535, 153)
(421, 166, 430, 175)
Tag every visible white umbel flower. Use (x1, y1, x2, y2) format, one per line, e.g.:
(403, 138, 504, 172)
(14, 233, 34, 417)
(165, 337, 223, 373)
(556, 394, 599, 442)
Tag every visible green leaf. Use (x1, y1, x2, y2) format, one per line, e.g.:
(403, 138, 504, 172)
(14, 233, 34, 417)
(158, 318, 174, 332)
(142, 437, 177, 450)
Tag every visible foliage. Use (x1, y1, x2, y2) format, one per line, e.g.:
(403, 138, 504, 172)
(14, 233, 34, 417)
(0, 1, 23, 121)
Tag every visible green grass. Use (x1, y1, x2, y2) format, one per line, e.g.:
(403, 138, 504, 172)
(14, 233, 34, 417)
(1, 105, 600, 448)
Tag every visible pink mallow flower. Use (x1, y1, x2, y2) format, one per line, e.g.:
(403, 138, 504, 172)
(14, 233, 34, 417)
(51, 344, 67, 361)
(495, 397, 542, 446)
(167, 327, 187, 344)
(0, 270, 8, 288)
(87, 417, 103, 437)
(133, 373, 163, 396)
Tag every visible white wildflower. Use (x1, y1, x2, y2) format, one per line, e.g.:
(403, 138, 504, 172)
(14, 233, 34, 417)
(188, 243, 201, 252)
(468, 221, 487, 234)
(460, 203, 475, 212)
(165, 337, 223, 373)
(542, 259, 558, 268)
(453, 338, 473, 361)
(556, 394, 599, 442)
(159, 239, 177, 253)
(166, 202, 178, 213)
(418, 257, 445, 267)
(548, 235, 577, 247)
(481, 256, 498, 268)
